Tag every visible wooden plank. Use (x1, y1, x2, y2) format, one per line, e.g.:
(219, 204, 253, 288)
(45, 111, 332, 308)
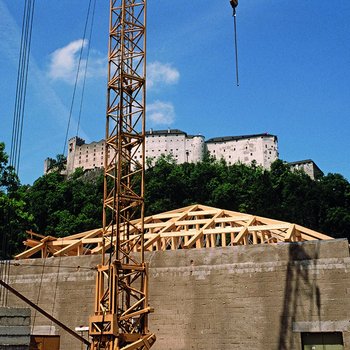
(151, 213, 182, 220)
(143, 234, 161, 250)
(295, 224, 332, 240)
(253, 231, 258, 244)
(203, 223, 290, 235)
(24, 239, 41, 248)
(284, 224, 295, 242)
(15, 242, 45, 259)
(143, 222, 168, 229)
(187, 210, 219, 217)
(25, 230, 45, 239)
(59, 228, 102, 241)
(53, 240, 82, 257)
(215, 216, 253, 223)
(233, 217, 255, 245)
(184, 210, 224, 249)
(221, 232, 226, 247)
(175, 218, 208, 226)
(233, 227, 248, 245)
(54, 230, 103, 256)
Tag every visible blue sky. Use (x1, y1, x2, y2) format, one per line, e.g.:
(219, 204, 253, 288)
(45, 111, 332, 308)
(0, 1, 349, 184)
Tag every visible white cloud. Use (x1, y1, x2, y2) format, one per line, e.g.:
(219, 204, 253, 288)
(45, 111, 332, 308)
(48, 39, 87, 82)
(48, 46, 177, 87)
(147, 100, 175, 125)
(147, 61, 180, 89)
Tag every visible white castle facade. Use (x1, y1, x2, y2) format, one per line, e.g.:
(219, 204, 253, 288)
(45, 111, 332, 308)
(206, 134, 278, 169)
(46, 129, 279, 176)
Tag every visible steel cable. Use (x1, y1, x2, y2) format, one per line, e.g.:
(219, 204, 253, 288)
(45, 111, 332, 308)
(62, 0, 95, 155)
(3, 0, 35, 308)
(10, 0, 35, 172)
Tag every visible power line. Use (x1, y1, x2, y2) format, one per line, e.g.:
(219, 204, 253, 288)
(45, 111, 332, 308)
(76, 0, 97, 138)
(10, 0, 36, 173)
(62, 0, 96, 155)
(2, 0, 35, 307)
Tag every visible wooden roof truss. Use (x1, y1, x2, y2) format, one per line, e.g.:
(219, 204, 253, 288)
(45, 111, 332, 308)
(15, 204, 332, 260)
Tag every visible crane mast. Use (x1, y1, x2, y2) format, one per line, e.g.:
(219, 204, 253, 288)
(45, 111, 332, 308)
(89, 1, 155, 349)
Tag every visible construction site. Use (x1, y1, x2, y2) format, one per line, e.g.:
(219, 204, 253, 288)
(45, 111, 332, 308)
(0, 1, 350, 350)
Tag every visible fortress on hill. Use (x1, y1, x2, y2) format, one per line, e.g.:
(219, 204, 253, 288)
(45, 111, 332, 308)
(44, 129, 322, 179)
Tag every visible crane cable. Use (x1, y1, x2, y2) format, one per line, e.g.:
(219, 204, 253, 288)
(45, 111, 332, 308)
(62, 0, 96, 156)
(230, 0, 239, 86)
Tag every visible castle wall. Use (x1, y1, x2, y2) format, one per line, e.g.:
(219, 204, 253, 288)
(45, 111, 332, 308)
(6, 240, 350, 350)
(65, 131, 206, 175)
(206, 134, 278, 169)
(63, 132, 279, 175)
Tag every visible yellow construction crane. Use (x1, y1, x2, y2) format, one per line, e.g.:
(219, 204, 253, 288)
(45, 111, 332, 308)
(88, 1, 239, 349)
(0, 1, 239, 349)
(88, 1, 154, 349)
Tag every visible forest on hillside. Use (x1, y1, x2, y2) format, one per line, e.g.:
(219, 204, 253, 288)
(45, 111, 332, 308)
(1, 142, 350, 259)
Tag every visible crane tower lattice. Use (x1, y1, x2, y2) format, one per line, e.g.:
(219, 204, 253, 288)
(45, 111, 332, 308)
(89, 1, 155, 349)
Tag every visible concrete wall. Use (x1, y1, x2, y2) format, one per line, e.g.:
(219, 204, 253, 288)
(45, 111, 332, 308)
(5, 239, 350, 350)
(0, 307, 30, 349)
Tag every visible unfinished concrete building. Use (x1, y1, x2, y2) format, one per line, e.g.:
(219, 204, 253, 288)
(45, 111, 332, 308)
(3, 205, 349, 350)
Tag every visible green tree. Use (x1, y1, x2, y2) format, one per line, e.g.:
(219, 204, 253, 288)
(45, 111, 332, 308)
(24, 168, 104, 237)
(0, 143, 33, 258)
(46, 154, 67, 173)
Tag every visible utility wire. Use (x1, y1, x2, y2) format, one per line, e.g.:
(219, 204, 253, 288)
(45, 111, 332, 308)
(76, 0, 97, 138)
(62, 0, 95, 155)
(10, 0, 35, 173)
(3, 0, 35, 307)
(54, 0, 96, 327)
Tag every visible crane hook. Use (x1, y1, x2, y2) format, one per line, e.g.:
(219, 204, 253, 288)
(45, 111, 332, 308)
(230, 0, 238, 11)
